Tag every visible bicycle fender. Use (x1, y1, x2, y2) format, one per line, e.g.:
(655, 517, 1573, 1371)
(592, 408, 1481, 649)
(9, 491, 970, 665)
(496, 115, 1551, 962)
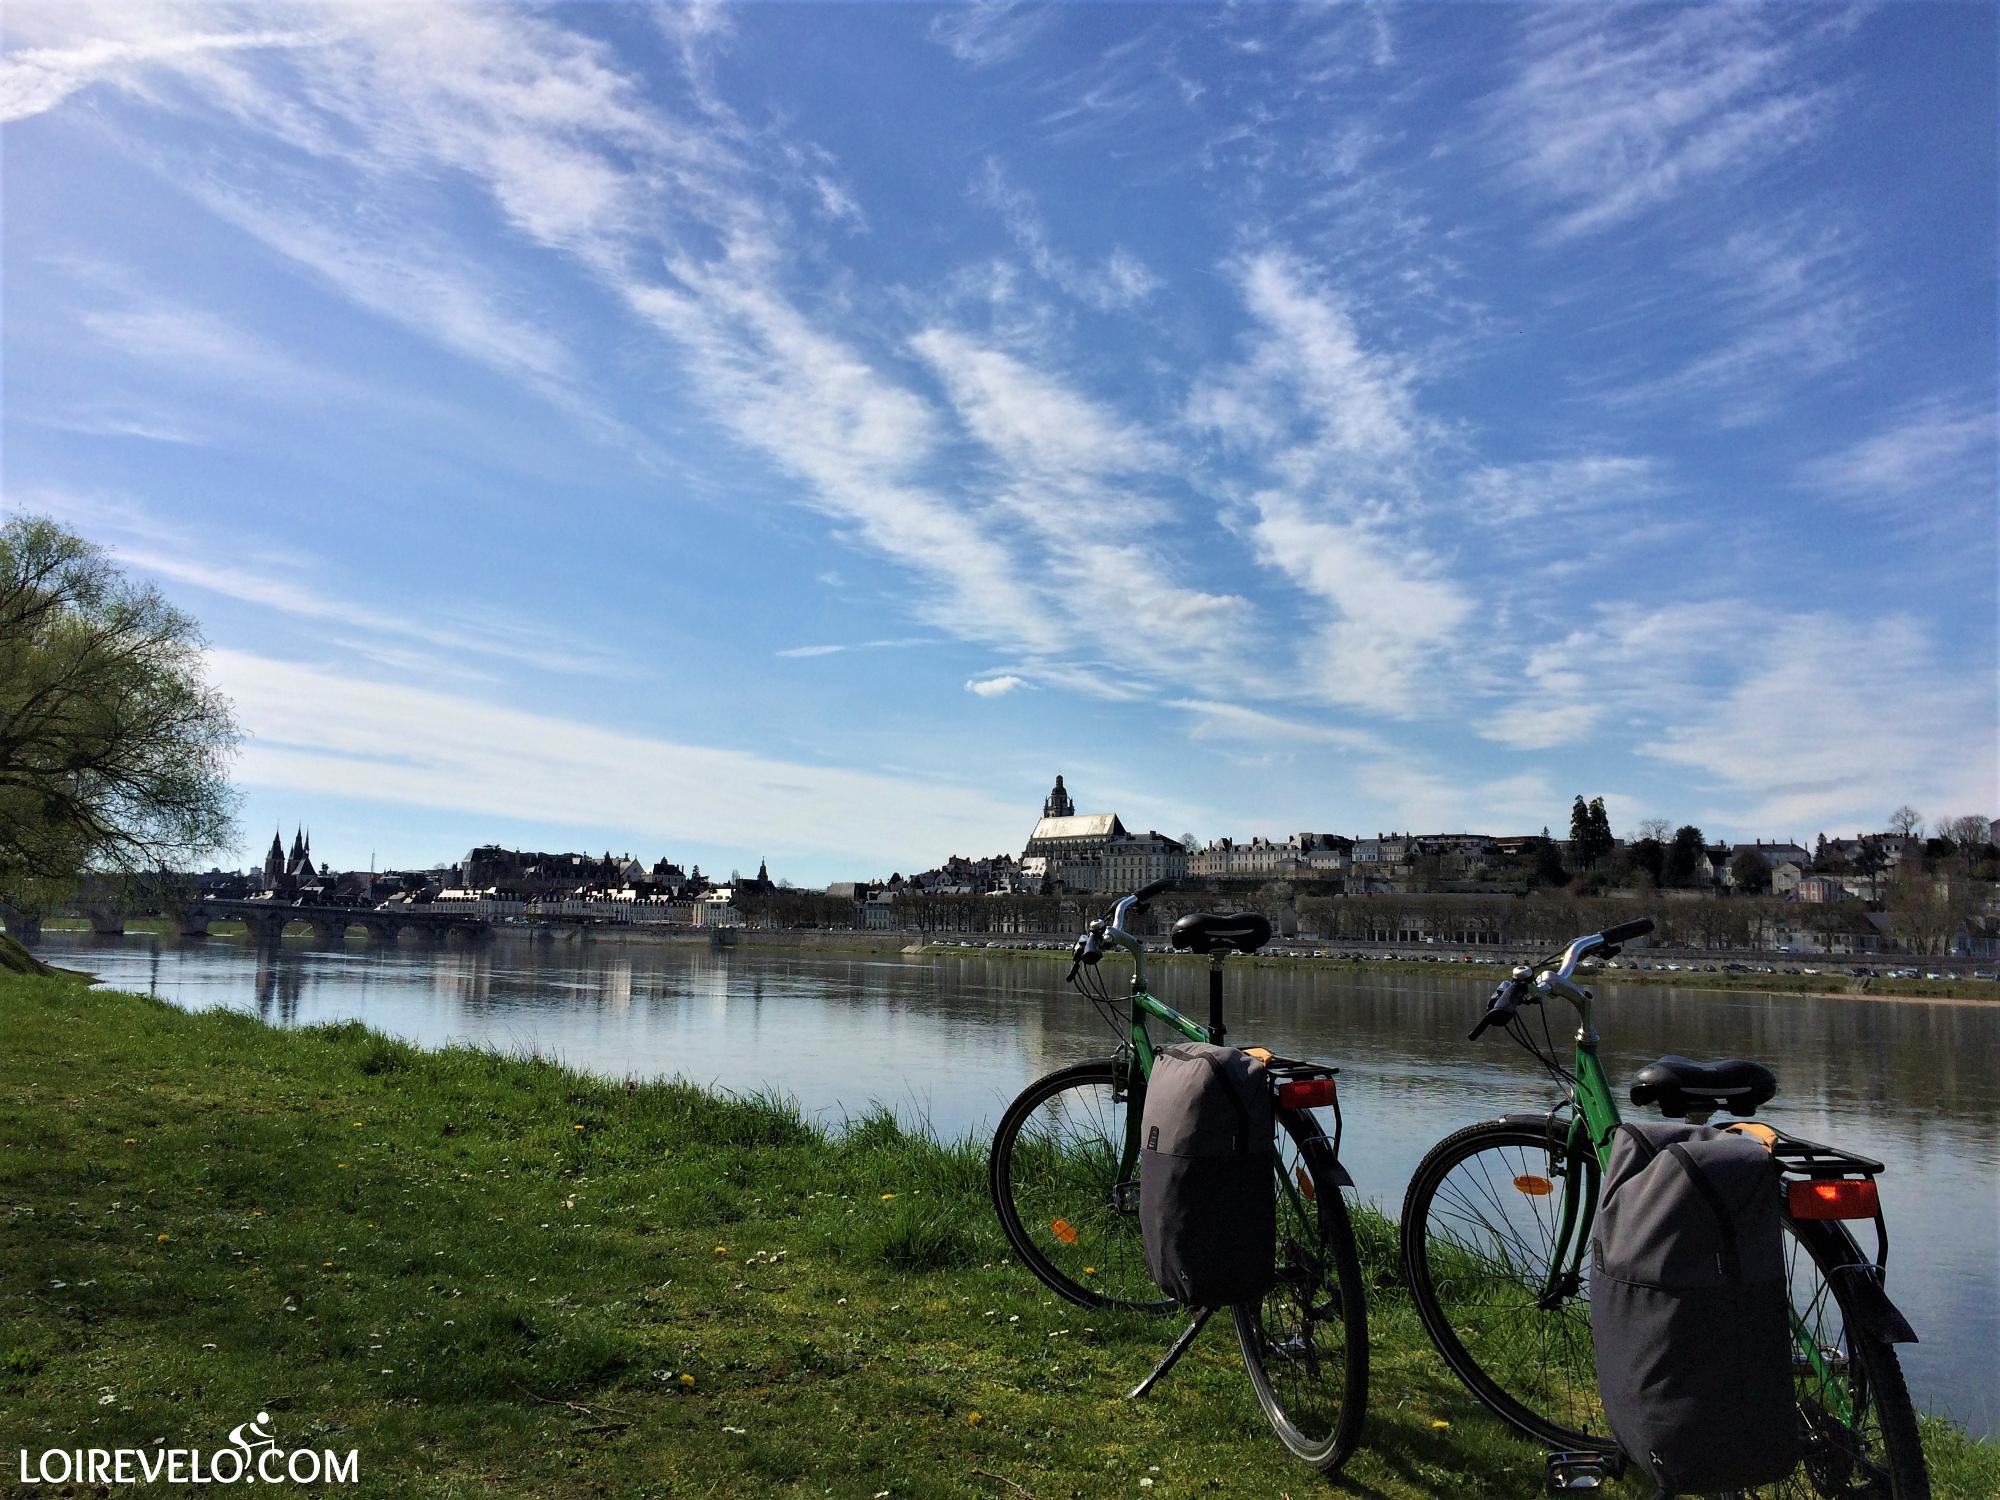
(1495, 1112, 1572, 1140)
(1299, 1133, 1353, 1190)
(1829, 1262, 1919, 1344)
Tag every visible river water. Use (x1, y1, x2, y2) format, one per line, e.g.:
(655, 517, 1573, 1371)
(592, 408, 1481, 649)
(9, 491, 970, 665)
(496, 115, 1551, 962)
(39, 932, 2000, 1436)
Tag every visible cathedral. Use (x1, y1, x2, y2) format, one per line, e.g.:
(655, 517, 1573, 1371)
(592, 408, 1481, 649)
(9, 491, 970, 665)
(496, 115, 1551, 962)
(1020, 774, 1186, 895)
(258, 825, 320, 898)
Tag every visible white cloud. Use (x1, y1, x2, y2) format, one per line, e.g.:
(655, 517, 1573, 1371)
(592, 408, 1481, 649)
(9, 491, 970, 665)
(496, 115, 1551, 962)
(929, 2, 1052, 70)
(1490, 6, 1834, 240)
(1463, 456, 1665, 526)
(911, 327, 1170, 480)
(1244, 494, 1470, 718)
(965, 674, 1028, 698)
(1802, 397, 1996, 514)
(777, 644, 846, 659)
(1166, 699, 1386, 754)
(1188, 248, 1421, 476)
(11, 490, 638, 682)
(973, 160, 1163, 311)
(1646, 614, 1995, 835)
(211, 650, 1025, 865)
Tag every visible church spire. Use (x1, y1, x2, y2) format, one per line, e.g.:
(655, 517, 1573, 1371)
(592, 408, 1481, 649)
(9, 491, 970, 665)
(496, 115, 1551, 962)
(1043, 774, 1075, 819)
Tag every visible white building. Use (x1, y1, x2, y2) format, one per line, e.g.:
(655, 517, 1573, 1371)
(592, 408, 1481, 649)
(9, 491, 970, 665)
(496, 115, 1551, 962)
(1020, 775, 1188, 895)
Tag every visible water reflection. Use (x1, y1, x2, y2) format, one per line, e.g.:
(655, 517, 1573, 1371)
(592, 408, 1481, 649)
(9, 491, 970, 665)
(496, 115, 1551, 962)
(38, 932, 1999, 1435)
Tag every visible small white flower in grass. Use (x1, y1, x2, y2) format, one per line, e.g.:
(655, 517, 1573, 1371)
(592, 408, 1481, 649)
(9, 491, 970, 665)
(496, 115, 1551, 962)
(49, 1280, 65, 1289)
(1139, 1479, 1154, 1490)
(98, 1394, 116, 1406)
(721, 1425, 747, 1435)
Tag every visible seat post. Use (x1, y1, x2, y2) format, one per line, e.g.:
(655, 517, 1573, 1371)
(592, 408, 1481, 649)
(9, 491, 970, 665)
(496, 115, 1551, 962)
(1208, 953, 1226, 1044)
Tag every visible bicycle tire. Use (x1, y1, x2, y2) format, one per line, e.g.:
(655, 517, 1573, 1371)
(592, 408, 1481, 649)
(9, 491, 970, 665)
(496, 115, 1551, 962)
(988, 1058, 1173, 1314)
(1233, 1105, 1369, 1473)
(1402, 1119, 1930, 1496)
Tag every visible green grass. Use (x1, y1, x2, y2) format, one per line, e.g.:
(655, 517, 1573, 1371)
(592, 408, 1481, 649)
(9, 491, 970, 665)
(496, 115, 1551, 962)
(2, 974, 1992, 1498)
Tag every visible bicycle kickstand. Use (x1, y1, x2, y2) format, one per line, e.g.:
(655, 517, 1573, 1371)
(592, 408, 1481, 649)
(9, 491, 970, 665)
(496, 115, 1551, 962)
(1126, 1306, 1216, 1400)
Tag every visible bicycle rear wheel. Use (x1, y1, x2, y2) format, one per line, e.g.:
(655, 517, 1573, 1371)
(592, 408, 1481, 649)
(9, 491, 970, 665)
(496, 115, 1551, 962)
(1234, 1106, 1369, 1473)
(989, 1058, 1172, 1314)
(1402, 1119, 1930, 1496)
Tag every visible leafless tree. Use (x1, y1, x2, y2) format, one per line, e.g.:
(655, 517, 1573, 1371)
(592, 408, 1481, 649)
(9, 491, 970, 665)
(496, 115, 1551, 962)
(1887, 805, 1923, 840)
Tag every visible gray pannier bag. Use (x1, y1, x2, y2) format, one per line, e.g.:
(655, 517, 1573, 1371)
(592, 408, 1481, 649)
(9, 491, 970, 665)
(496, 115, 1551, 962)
(1138, 1042, 1274, 1307)
(1590, 1120, 1800, 1494)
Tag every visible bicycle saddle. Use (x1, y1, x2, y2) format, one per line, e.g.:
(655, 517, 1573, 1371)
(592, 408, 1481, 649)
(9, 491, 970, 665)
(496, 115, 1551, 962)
(1170, 911, 1272, 956)
(1631, 1055, 1778, 1118)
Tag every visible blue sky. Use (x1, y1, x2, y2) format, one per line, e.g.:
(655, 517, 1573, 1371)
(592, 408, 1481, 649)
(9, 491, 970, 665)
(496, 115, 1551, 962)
(3, 1, 1994, 886)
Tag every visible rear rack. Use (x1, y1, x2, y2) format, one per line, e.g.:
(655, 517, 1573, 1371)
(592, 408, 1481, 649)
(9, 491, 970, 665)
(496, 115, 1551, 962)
(1766, 1129, 1885, 1180)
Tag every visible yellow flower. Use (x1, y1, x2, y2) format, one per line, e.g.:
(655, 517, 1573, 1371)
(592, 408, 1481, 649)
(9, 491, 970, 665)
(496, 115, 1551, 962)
(573, 1124, 585, 1131)
(156, 1234, 171, 1242)
(966, 1412, 982, 1426)
(678, 1373, 695, 1389)
(323, 1261, 334, 1268)
(123, 1138, 137, 1145)
(880, 1193, 896, 1201)
(1431, 1419, 1451, 1430)
(1082, 1266, 1096, 1275)
(352, 1121, 364, 1128)
(713, 1245, 728, 1255)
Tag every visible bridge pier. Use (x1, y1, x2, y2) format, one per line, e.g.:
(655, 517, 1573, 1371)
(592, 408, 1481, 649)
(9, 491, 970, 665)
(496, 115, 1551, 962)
(360, 919, 402, 945)
(305, 915, 352, 946)
(237, 909, 290, 947)
(87, 907, 125, 936)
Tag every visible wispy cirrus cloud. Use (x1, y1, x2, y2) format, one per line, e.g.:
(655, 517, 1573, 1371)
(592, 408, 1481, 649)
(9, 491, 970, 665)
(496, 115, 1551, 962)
(1489, 5, 1837, 241)
(972, 161, 1163, 311)
(212, 649, 1025, 865)
(929, 2, 1052, 70)
(1802, 396, 1996, 519)
(8, 490, 638, 682)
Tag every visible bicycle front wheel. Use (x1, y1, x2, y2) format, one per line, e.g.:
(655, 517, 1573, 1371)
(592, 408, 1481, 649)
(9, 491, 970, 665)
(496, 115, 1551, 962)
(1234, 1105, 1369, 1473)
(1401, 1117, 1609, 1449)
(989, 1058, 1172, 1314)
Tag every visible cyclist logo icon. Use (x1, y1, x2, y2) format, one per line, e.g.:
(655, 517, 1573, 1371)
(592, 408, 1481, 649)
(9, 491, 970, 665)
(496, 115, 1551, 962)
(226, 1410, 278, 1457)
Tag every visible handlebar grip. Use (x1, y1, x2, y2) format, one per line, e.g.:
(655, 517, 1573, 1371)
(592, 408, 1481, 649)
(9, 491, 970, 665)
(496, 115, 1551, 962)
(1134, 877, 1176, 904)
(1600, 917, 1655, 944)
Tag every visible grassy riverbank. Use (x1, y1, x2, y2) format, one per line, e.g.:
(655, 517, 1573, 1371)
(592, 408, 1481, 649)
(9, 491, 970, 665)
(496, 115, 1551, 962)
(3, 973, 1993, 1498)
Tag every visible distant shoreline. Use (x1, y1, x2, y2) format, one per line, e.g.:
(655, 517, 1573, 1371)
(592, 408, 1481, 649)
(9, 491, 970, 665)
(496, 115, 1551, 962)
(28, 919, 1992, 1003)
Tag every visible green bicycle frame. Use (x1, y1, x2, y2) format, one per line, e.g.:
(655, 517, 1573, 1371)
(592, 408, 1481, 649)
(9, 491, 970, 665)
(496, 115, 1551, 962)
(1542, 983, 1852, 1423)
(1106, 958, 1321, 1238)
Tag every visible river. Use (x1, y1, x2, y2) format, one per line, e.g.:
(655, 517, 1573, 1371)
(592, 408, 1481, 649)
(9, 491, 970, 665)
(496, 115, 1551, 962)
(38, 931, 2000, 1437)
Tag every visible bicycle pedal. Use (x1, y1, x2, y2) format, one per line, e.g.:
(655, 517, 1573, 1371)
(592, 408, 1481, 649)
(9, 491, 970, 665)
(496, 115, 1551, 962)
(1544, 1451, 1619, 1492)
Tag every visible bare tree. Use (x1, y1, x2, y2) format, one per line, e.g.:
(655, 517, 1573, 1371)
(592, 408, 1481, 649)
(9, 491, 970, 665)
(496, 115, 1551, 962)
(1, 517, 239, 905)
(1940, 812, 1995, 873)
(1887, 805, 1923, 840)
(1634, 817, 1672, 844)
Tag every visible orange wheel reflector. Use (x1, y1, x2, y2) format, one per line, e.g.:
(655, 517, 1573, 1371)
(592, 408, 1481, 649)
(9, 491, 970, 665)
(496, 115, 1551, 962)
(1277, 1078, 1338, 1110)
(1296, 1164, 1317, 1202)
(1513, 1174, 1555, 1197)
(1049, 1218, 1079, 1245)
(1789, 1179, 1879, 1220)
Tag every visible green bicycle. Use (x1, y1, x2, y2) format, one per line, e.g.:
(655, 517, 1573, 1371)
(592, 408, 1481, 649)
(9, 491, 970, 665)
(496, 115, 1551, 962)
(1400, 916, 1929, 1497)
(987, 880, 1368, 1473)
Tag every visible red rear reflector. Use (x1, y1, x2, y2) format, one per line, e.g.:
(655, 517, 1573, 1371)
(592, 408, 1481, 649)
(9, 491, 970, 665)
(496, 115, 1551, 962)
(1788, 1179, 1879, 1220)
(1278, 1078, 1338, 1110)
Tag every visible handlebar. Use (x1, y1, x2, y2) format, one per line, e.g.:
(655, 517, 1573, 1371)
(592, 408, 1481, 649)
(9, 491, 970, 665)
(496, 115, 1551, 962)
(1468, 916, 1655, 1040)
(1066, 879, 1177, 982)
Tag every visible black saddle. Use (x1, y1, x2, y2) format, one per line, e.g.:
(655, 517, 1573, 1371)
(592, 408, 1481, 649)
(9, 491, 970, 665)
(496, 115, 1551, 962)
(1170, 911, 1272, 956)
(1631, 1055, 1778, 1118)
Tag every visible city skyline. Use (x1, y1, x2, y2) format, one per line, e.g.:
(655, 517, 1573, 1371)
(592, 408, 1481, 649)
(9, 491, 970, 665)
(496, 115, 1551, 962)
(4, 3, 1994, 887)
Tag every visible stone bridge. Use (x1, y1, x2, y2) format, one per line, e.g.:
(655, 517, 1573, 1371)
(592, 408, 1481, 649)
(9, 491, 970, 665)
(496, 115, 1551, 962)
(0, 898, 40, 943)
(198, 900, 492, 946)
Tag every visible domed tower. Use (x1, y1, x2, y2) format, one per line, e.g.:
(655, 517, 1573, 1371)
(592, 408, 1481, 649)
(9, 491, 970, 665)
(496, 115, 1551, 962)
(1043, 774, 1075, 820)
